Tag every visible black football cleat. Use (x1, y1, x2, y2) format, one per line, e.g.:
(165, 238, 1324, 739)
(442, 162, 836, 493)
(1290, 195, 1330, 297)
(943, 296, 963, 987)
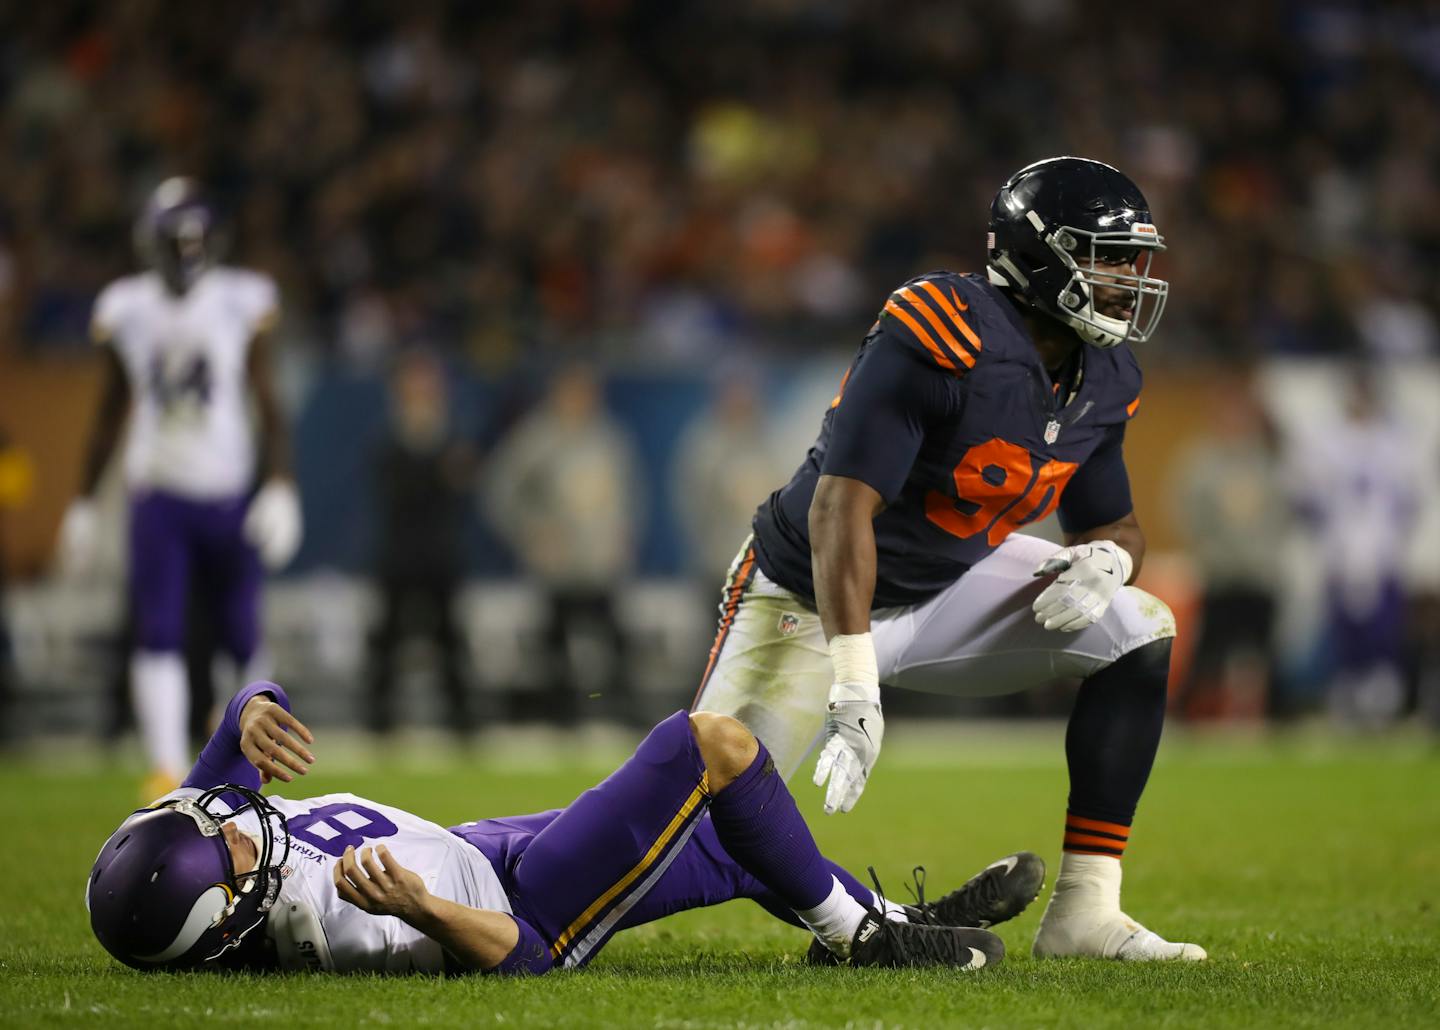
(904, 852, 1046, 929)
(845, 909, 1004, 970)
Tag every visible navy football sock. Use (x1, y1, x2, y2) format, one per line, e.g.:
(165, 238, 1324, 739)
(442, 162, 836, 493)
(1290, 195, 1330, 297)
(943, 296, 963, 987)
(708, 741, 833, 911)
(1064, 638, 1171, 836)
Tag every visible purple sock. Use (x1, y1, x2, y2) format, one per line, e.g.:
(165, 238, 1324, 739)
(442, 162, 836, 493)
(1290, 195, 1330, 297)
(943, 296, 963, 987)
(707, 741, 833, 911)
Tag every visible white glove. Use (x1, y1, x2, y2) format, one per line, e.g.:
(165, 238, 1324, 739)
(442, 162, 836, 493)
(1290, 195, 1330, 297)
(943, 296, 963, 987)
(58, 499, 99, 576)
(244, 479, 303, 570)
(813, 680, 884, 815)
(1032, 540, 1133, 632)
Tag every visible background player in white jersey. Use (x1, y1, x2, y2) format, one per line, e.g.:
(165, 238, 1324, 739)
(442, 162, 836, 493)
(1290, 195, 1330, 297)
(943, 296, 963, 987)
(57, 178, 301, 798)
(87, 681, 1044, 974)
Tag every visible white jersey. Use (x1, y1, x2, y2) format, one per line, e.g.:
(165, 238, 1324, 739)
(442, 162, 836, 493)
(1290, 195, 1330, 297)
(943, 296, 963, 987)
(92, 267, 278, 500)
(162, 788, 510, 974)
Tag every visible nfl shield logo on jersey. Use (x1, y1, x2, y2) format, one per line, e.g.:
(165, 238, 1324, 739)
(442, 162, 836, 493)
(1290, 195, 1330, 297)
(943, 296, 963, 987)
(777, 613, 801, 636)
(1044, 419, 1061, 444)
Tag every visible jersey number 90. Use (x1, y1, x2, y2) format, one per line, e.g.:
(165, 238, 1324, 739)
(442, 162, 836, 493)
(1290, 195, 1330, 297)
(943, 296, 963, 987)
(925, 438, 1077, 547)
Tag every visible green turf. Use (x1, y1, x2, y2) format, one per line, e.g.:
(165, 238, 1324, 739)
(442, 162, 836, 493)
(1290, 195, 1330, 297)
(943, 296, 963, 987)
(2, 727, 1438, 1028)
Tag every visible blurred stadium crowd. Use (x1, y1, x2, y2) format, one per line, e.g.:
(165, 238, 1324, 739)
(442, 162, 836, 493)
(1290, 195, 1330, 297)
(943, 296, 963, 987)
(4, 0, 1439, 363)
(1, 0, 1439, 743)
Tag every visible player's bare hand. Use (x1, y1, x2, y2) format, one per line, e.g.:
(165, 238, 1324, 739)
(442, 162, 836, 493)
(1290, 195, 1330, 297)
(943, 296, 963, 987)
(333, 845, 430, 922)
(239, 695, 315, 784)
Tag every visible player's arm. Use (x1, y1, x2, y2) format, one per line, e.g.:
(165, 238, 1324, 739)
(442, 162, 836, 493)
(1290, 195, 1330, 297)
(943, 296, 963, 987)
(1063, 509, 1145, 584)
(808, 318, 956, 813)
(182, 681, 314, 791)
(243, 326, 303, 569)
(334, 845, 551, 975)
(809, 474, 885, 639)
(57, 344, 130, 573)
(246, 327, 291, 485)
(76, 347, 131, 500)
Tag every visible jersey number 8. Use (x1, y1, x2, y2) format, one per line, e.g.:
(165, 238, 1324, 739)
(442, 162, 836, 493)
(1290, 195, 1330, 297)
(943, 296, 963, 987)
(289, 803, 399, 858)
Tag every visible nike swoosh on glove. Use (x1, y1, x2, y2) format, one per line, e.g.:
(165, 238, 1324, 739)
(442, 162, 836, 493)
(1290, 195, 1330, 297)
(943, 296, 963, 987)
(813, 681, 884, 814)
(244, 479, 303, 570)
(1031, 540, 1134, 632)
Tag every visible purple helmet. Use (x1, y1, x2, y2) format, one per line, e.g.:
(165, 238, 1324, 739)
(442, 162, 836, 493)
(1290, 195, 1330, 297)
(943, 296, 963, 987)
(133, 177, 224, 294)
(87, 785, 289, 970)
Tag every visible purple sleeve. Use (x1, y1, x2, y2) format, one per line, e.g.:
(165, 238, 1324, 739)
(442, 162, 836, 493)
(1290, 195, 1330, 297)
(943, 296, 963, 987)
(821, 330, 955, 503)
(485, 915, 554, 976)
(181, 681, 293, 792)
(1057, 423, 1134, 533)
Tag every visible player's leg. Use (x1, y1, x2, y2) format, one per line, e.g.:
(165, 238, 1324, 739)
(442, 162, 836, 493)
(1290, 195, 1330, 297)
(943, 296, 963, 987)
(872, 533, 1203, 961)
(666, 713, 1002, 968)
(500, 709, 721, 968)
(506, 710, 999, 969)
(128, 491, 194, 796)
(367, 578, 405, 736)
(1031, 636, 1204, 960)
(688, 711, 881, 956)
(609, 815, 886, 932)
(429, 578, 472, 735)
(203, 494, 266, 683)
(690, 540, 832, 778)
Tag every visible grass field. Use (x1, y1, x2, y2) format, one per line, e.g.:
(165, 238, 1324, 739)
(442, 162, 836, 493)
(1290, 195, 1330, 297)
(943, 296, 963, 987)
(2, 724, 1438, 1028)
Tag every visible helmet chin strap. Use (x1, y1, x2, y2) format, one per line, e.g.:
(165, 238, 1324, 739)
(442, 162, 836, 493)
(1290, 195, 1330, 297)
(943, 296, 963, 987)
(987, 260, 1128, 348)
(1059, 288, 1129, 348)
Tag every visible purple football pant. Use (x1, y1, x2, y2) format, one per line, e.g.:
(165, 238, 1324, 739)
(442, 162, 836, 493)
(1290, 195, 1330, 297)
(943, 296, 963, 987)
(451, 710, 870, 969)
(129, 489, 262, 663)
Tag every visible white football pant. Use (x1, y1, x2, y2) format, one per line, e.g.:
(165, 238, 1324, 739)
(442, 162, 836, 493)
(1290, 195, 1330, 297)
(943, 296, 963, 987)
(693, 533, 1177, 779)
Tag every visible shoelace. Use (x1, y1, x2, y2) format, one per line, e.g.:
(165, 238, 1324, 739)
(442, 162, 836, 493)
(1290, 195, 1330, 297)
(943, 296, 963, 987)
(905, 863, 1005, 926)
(866, 866, 984, 967)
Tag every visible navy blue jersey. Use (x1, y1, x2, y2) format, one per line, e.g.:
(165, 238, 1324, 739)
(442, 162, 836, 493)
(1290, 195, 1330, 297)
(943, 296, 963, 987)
(752, 271, 1142, 608)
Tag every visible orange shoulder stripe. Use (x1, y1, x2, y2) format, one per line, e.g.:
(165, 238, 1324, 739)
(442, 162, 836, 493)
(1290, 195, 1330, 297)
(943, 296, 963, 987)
(882, 298, 957, 373)
(1126, 395, 1141, 417)
(915, 279, 982, 357)
(896, 286, 976, 370)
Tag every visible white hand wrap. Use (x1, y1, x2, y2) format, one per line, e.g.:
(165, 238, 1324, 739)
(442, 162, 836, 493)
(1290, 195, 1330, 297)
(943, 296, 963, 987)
(827, 632, 878, 692)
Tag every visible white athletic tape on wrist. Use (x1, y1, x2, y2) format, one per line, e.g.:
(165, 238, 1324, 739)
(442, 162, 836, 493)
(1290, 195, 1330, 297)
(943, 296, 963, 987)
(828, 632, 878, 690)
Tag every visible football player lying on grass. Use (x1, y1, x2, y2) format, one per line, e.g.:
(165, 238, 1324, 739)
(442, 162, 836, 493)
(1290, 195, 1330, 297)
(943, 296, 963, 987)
(87, 682, 1044, 974)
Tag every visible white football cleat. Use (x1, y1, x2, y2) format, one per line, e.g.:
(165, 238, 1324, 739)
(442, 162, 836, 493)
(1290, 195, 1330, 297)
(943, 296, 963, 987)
(1032, 852, 1207, 961)
(1033, 907, 1207, 961)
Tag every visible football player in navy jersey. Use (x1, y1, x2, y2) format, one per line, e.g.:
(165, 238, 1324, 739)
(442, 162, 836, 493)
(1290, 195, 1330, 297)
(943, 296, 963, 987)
(694, 157, 1206, 961)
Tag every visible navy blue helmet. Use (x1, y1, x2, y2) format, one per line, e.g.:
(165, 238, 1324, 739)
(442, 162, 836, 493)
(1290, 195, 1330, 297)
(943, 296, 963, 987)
(133, 177, 224, 294)
(987, 157, 1168, 348)
(87, 785, 289, 970)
